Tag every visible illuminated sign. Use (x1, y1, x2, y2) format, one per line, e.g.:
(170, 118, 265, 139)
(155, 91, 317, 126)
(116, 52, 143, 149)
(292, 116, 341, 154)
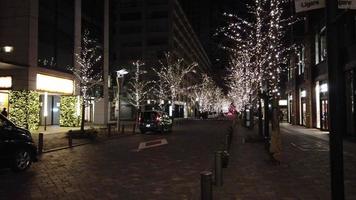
(300, 90, 307, 98)
(295, 0, 325, 13)
(320, 83, 328, 93)
(36, 74, 74, 94)
(279, 100, 288, 106)
(295, 0, 356, 13)
(0, 76, 12, 88)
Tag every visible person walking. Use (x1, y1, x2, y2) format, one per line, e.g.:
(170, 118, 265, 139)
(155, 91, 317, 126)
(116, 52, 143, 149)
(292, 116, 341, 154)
(1, 108, 8, 117)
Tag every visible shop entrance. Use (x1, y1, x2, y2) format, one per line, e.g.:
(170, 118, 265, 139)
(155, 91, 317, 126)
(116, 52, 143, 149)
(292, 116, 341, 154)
(321, 99, 329, 131)
(40, 94, 60, 125)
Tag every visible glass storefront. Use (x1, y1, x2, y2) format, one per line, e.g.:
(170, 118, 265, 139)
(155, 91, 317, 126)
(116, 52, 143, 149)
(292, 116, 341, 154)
(0, 92, 9, 111)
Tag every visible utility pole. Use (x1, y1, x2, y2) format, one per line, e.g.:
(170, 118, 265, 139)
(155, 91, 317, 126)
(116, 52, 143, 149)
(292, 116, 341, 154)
(325, 0, 345, 199)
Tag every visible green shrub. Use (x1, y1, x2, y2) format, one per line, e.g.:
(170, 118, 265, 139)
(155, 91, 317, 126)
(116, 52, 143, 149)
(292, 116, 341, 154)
(60, 96, 81, 127)
(8, 90, 40, 131)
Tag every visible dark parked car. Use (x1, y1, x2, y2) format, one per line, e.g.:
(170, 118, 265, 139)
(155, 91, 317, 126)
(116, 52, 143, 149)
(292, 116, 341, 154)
(138, 111, 173, 134)
(0, 114, 37, 172)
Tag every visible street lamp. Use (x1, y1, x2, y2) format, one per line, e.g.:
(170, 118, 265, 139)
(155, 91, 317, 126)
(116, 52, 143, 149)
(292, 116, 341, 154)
(1, 46, 14, 53)
(116, 69, 128, 131)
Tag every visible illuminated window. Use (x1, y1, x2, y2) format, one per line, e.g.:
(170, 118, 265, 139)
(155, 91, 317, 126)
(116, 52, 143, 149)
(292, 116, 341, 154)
(315, 26, 327, 64)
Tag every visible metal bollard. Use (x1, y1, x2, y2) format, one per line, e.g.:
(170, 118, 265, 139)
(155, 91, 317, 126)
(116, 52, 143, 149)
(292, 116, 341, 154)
(133, 123, 136, 134)
(215, 151, 223, 186)
(226, 134, 231, 151)
(201, 171, 213, 200)
(121, 124, 125, 134)
(38, 133, 44, 154)
(68, 134, 73, 147)
(107, 123, 111, 137)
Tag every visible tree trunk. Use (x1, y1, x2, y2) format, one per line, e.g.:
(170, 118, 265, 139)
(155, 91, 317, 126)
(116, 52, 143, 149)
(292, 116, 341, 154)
(81, 103, 85, 132)
(258, 95, 263, 136)
(270, 99, 282, 163)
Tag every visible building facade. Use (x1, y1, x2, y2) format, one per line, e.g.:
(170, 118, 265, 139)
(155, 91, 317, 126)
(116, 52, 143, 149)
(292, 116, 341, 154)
(109, 0, 212, 119)
(287, 9, 356, 137)
(0, 0, 110, 129)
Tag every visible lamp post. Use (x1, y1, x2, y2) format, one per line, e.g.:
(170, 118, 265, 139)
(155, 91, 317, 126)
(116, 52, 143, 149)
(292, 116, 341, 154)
(116, 69, 128, 132)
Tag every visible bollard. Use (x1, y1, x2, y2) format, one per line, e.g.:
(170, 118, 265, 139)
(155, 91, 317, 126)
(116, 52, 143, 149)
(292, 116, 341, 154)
(229, 131, 233, 146)
(68, 134, 73, 147)
(107, 123, 111, 137)
(201, 171, 213, 200)
(121, 124, 125, 134)
(133, 123, 136, 134)
(225, 134, 231, 151)
(215, 151, 223, 186)
(38, 133, 44, 154)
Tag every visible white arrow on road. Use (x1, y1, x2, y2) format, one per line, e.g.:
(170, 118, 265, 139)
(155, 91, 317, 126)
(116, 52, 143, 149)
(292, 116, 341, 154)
(134, 138, 168, 152)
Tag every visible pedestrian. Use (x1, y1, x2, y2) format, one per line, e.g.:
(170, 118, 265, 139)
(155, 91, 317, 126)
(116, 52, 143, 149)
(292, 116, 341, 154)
(1, 108, 8, 117)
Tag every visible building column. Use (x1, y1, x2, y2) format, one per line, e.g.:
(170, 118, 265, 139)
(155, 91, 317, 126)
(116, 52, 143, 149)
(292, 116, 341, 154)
(74, 0, 81, 76)
(304, 34, 314, 128)
(103, 0, 109, 124)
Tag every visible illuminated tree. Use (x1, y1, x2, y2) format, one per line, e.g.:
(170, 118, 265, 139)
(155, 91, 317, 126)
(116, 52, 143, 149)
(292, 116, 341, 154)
(153, 52, 197, 117)
(70, 30, 102, 131)
(126, 60, 152, 111)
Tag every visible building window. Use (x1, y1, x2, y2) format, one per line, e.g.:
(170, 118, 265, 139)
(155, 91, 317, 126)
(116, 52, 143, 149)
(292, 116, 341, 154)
(147, 37, 167, 46)
(119, 0, 139, 8)
(120, 12, 142, 21)
(119, 26, 142, 34)
(149, 11, 168, 19)
(315, 26, 327, 64)
(297, 46, 305, 75)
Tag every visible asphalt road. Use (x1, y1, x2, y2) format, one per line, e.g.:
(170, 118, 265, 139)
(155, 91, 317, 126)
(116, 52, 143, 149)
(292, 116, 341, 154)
(0, 120, 231, 200)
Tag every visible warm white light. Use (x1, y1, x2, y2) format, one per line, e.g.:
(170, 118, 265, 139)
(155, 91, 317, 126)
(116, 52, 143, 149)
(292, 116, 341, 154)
(147, 100, 151, 104)
(169, 105, 173, 117)
(76, 96, 81, 117)
(3, 46, 14, 53)
(0, 76, 12, 88)
(279, 100, 288, 106)
(36, 74, 74, 94)
(44, 92, 48, 117)
(116, 69, 128, 78)
(300, 90, 306, 98)
(320, 83, 328, 93)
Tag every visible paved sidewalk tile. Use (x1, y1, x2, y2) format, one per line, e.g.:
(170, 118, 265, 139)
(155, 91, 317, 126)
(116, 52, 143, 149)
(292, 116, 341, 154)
(214, 123, 356, 200)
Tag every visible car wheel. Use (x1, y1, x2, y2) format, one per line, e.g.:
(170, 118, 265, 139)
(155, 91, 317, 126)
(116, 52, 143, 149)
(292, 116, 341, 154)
(12, 149, 32, 172)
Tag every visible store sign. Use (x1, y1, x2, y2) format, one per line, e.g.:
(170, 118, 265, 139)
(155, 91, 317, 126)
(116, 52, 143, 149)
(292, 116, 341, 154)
(279, 100, 288, 106)
(36, 74, 74, 94)
(339, 0, 356, 9)
(295, 0, 356, 13)
(295, 0, 325, 13)
(0, 76, 12, 88)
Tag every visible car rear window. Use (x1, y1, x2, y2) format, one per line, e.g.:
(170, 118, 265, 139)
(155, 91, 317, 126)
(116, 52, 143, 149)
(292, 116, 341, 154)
(142, 112, 158, 120)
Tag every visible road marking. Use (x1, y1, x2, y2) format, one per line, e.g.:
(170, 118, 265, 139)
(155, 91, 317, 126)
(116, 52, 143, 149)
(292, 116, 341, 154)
(137, 138, 168, 151)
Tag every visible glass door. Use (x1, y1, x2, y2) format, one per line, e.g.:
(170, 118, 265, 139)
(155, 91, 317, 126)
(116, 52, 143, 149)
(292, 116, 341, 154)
(321, 99, 329, 131)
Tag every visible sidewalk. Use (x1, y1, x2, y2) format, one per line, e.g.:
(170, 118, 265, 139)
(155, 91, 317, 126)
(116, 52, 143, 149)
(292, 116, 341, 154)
(214, 123, 356, 199)
(30, 123, 138, 152)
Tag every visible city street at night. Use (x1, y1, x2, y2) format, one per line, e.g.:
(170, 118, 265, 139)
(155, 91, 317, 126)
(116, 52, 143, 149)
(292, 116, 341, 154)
(1, 0, 356, 199)
(0, 120, 230, 199)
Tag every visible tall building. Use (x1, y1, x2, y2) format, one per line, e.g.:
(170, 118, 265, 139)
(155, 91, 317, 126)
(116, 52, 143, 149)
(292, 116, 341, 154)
(110, 0, 212, 118)
(0, 0, 110, 129)
(287, 8, 356, 136)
